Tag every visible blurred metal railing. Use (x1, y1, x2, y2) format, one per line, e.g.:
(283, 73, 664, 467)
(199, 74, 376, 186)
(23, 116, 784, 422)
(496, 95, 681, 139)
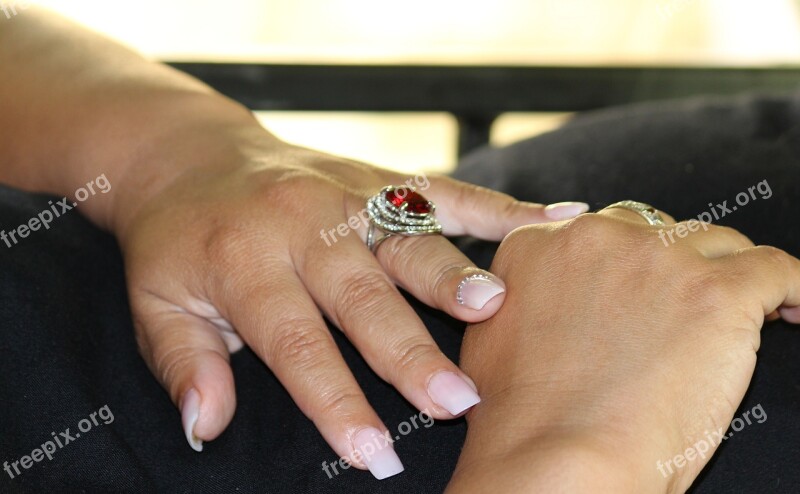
(167, 63, 800, 157)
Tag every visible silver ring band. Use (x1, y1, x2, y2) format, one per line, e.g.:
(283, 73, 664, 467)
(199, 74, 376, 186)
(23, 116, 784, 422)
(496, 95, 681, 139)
(603, 200, 666, 226)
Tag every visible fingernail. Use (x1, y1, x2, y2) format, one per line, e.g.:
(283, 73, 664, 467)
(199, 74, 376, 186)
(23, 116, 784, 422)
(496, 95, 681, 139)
(353, 427, 404, 480)
(427, 371, 481, 415)
(544, 201, 590, 220)
(181, 388, 203, 452)
(457, 273, 505, 310)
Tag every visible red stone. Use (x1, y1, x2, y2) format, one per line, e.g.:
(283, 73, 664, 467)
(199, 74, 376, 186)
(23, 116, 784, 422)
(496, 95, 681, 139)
(385, 188, 431, 214)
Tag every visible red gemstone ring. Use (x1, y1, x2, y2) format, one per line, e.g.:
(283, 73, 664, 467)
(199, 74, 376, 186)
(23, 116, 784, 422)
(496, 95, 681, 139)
(365, 185, 443, 253)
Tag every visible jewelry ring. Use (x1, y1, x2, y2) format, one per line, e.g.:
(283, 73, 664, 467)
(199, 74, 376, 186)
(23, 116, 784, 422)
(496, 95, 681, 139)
(366, 186, 442, 253)
(603, 200, 666, 226)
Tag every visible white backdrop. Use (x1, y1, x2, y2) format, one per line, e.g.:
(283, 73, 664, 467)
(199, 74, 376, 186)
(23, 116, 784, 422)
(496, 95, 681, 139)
(26, 0, 800, 172)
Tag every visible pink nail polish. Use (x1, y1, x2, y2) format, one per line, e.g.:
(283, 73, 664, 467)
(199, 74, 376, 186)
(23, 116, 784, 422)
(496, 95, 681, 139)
(353, 427, 404, 480)
(457, 274, 505, 310)
(544, 202, 590, 220)
(181, 388, 203, 452)
(427, 372, 481, 415)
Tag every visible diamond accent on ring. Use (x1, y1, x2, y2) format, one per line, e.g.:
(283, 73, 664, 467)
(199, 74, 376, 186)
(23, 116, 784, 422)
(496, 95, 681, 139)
(456, 274, 491, 305)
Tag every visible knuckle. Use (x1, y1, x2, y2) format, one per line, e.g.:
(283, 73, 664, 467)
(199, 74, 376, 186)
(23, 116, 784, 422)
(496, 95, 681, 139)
(203, 222, 252, 266)
(268, 320, 331, 369)
(275, 171, 326, 193)
(452, 182, 511, 219)
(389, 337, 442, 377)
(711, 224, 753, 246)
(259, 170, 331, 205)
(454, 181, 491, 204)
(245, 169, 337, 225)
(380, 237, 465, 299)
(500, 196, 526, 220)
(431, 263, 469, 300)
(378, 235, 423, 271)
(314, 388, 365, 420)
(752, 245, 790, 268)
(562, 213, 619, 244)
(497, 224, 537, 256)
(494, 223, 558, 276)
(551, 213, 634, 262)
(334, 270, 394, 323)
(709, 224, 738, 236)
(153, 345, 198, 394)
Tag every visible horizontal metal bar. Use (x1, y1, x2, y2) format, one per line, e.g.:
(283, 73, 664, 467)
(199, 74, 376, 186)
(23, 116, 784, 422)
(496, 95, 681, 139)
(166, 63, 800, 114)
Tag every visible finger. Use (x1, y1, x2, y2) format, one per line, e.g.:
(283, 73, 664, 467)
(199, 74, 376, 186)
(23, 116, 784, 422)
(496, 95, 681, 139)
(215, 263, 404, 478)
(422, 176, 589, 239)
(132, 293, 236, 452)
(779, 305, 800, 324)
(298, 239, 482, 420)
(597, 206, 755, 258)
(375, 233, 506, 322)
(677, 224, 755, 258)
(723, 246, 800, 323)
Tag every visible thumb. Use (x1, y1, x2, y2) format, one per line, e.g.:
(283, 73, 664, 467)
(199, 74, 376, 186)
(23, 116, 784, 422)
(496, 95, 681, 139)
(133, 298, 237, 452)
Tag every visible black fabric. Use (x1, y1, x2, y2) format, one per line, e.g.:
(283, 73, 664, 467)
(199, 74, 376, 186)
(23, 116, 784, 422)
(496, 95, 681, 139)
(0, 92, 798, 493)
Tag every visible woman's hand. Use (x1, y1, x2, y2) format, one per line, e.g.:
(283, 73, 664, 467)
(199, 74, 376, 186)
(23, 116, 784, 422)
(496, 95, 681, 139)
(0, 9, 587, 475)
(448, 208, 800, 492)
(114, 123, 587, 477)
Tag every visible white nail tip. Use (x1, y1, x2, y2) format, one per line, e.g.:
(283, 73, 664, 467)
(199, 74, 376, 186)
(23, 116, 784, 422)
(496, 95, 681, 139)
(544, 202, 590, 220)
(457, 274, 505, 310)
(353, 428, 405, 480)
(428, 372, 481, 415)
(181, 388, 203, 452)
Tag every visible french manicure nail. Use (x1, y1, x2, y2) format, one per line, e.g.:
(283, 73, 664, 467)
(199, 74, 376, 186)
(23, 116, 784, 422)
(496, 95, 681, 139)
(457, 273, 505, 310)
(181, 388, 203, 452)
(427, 372, 481, 415)
(544, 201, 590, 220)
(353, 427, 404, 480)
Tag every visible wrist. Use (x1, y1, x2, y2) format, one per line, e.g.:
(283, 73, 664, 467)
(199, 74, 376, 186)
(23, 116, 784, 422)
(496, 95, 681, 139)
(449, 432, 645, 493)
(449, 405, 675, 494)
(450, 328, 681, 494)
(99, 91, 285, 239)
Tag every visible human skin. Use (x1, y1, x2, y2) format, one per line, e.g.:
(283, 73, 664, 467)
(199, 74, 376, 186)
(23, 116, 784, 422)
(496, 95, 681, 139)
(447, 209, 800, 493)
(0, 8, 590, 478)
(3, 8, 797, 491)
